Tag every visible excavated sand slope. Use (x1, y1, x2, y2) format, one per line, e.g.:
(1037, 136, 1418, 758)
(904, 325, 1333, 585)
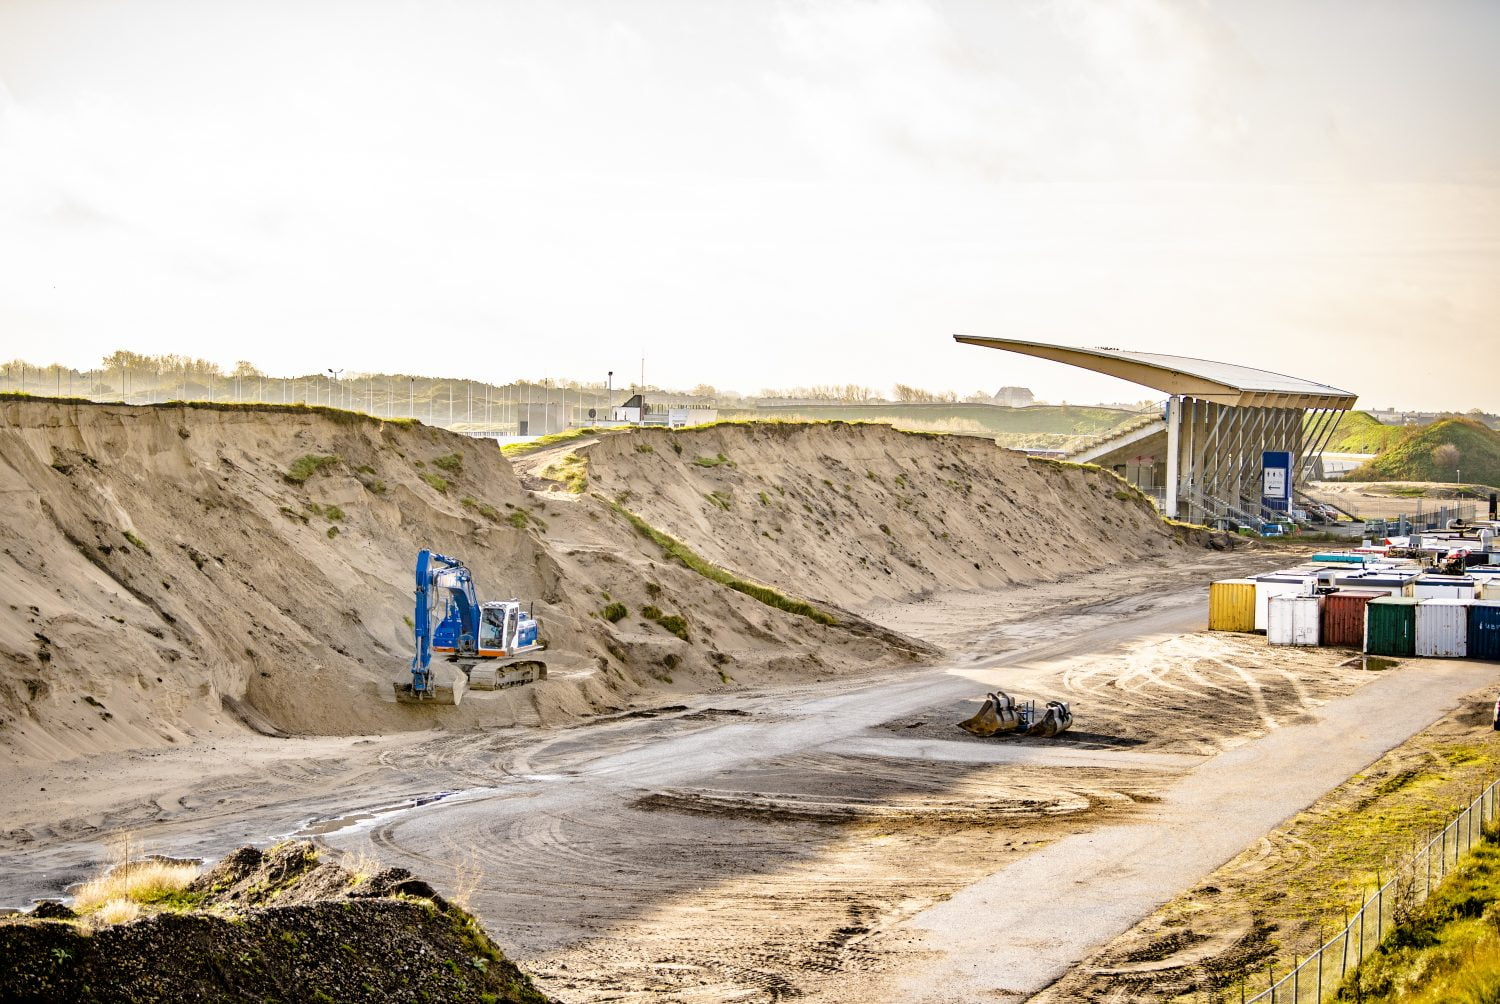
(0, 401, 918, 764)
(586, 422, 1181, 609)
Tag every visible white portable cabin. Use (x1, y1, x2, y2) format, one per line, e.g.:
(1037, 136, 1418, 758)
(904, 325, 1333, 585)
(1268, 594, 1322, 646)
(1413, 575, 1478, 600)
(1414, 599, 1469, 658)
(1253, 570, 1325, 632)
(1330, 569, 1420, 599)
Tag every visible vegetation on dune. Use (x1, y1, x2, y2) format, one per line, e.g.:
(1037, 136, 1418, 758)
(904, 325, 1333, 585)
(284, 453, 341, 484)
(540, 452, 589, 493)
(1316, 410, 1408, 455)
(600, 495, 839, 626)
(601, 602, 628, 623)
(1340, 824, 1500, 1003)
(500, 426, 608, 456)
(1344, 418, 1500, 487)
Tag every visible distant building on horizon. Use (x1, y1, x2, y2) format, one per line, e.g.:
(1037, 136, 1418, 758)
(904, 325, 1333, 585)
(991, 386, 1034, 408)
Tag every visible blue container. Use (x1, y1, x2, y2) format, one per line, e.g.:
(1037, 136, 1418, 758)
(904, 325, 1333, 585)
(1470, 602, 1500, 661)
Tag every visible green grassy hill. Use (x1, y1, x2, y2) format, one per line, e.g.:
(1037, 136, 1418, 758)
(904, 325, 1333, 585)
(1344, 417, 1500, 485)
(1315, 410, 1408, 454)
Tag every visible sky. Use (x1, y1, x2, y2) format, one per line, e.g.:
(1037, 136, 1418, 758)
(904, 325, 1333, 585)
(1, 0, 1497, 411)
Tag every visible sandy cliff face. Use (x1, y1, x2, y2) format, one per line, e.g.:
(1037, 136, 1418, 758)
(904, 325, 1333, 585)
(586, 422, 1178, 609)
(0, 404, 1188, 765)
(0, 402, 920, 763)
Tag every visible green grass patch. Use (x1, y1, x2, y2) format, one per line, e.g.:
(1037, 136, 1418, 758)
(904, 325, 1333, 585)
(431, 453, 463, 473)
(704, 490, 732, 511)
(1341, 826, 1500, 1003)
(500, 427, 608, 457)
(693, 453, 730, 468)
(600, 496, 838, 626)
(656, 614, 689, 641)
(540, 452, 589, 493)
(419, 472, 449, 493)
(461, 497, 504, 522)
(1345, 417, 1500, 487)
(601, 602, 628, 623)
(285, 453, 340, 484)
(122, 530, 150, 554)
(507, 510, 530, 530)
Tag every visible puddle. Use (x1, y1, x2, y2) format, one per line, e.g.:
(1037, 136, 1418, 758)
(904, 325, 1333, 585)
(1341, 655, 1401, 672)
(294, 791, 458, 838)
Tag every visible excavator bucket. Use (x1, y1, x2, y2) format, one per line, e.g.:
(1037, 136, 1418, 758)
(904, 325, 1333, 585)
(393, 665, 468, 706)
(957, 691, 1021, 737)
(1024, 700, 1074, 739)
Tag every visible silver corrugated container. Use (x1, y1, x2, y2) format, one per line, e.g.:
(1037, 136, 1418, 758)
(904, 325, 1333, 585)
(1415, 599, 1469, 658)
(1268, 594, 1322, 646)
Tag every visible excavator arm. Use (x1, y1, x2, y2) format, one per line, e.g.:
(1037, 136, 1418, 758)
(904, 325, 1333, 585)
(404, 549, 480, 703)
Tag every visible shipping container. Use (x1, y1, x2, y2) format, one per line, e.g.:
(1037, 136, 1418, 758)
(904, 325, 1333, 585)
(1482, 581, 1500, 602)
(1470, 601, 1500, 661)
(1208, 579, 1257, 632)
(1268, 594, 1322, 646)
(1415, 599, 1469, 657)
(1321, 590, 1387, 648)
(1365, 597, 1419, 657)
(1413, 576, 1477, 600)
(1253, 574, 1318, 632)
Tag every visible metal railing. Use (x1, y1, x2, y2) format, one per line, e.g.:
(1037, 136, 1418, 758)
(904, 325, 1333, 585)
(1363, 503, 1477, 539)
(1239, 777, 1498, 1003)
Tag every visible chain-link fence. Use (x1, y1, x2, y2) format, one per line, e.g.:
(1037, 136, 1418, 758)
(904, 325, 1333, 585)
(1236, 777, 1498, 1003)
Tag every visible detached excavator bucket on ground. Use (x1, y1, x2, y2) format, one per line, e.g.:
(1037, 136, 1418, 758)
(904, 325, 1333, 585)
(957, 691, 1022, 737)
(1024, 700, 1074, 738)
(393, 665, 468, 706)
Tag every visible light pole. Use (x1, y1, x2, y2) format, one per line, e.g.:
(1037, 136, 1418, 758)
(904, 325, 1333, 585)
(327, 368, 343, 409)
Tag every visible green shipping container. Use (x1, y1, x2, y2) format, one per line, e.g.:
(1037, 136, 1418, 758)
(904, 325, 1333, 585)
(1365, 596, 1420, 657)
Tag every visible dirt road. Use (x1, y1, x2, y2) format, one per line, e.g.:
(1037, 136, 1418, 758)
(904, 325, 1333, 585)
(893, 658, 1499, 1001)
(6, 546, 1476, 1003)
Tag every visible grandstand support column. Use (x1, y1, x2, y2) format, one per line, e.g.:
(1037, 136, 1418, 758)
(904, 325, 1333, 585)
(1165, 394, 1182, 518)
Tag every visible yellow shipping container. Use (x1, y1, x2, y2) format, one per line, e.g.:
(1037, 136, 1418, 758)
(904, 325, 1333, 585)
(1208, 579, 1257, 632)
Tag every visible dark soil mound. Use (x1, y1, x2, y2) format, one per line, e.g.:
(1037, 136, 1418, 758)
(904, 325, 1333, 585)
(0, 841, 548, 1004)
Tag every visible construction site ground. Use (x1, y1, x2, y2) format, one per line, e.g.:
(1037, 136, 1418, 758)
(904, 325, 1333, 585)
(5, 544, 1496, 1002)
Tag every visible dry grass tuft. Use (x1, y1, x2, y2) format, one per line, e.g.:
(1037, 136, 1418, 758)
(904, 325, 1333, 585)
(72, 838, 201, 914)
(339, 847, 382, 882)
(90, 897, 142, 927)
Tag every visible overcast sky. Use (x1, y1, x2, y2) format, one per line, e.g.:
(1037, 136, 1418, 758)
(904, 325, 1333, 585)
(2, 0, 1497, 410)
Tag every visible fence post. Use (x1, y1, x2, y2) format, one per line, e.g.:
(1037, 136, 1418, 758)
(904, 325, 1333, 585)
(1441, 826, 1447, 877)
(1376, 875, 1383, 943)
(1318, 929, 1324, 1001)
(1267, 962, 1274, 1003)
(1358, 899, 1365, 962)
(1340, 906, 1349, 979)
(1292, 955, 1299, 1002)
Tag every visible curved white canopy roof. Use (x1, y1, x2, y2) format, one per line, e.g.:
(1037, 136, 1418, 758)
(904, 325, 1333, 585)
(954, 335, 1357, 410)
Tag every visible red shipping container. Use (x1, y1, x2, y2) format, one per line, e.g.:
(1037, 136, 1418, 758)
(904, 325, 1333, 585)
(1322, 589, 1387, 648)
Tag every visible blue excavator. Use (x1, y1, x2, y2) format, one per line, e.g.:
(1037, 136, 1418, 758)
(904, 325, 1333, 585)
(395, 549, 547, 705)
